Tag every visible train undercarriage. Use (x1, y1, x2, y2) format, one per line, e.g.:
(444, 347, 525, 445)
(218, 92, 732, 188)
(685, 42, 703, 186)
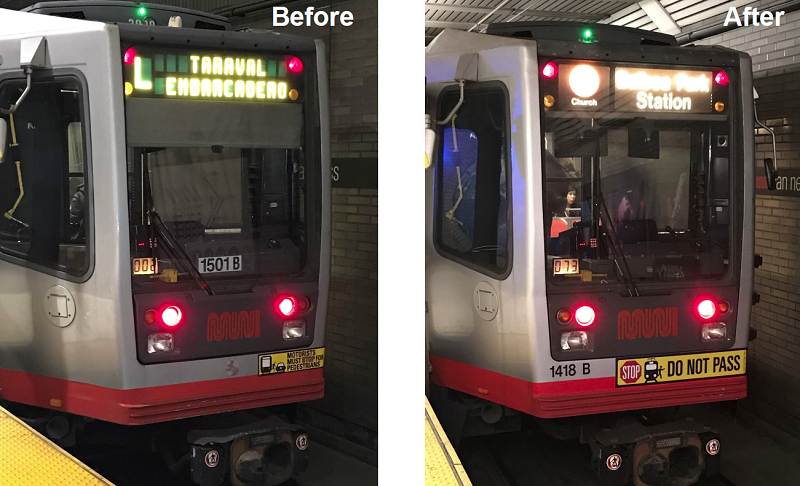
(4, 401, 309, 486)
(430, 386, 726, 486)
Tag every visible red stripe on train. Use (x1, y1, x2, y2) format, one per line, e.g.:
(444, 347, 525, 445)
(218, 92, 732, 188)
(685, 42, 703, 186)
(0, 368, 324, 425)
(429, 354, 746, 418)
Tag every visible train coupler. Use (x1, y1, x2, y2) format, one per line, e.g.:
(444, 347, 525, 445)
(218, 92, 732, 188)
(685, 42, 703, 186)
(594, 418, 720, 486)
(188, 415, 309, 486)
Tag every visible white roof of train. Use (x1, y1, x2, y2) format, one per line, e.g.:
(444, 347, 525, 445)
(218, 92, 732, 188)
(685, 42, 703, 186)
(0, 7, 106, 38)
(426, 28, 534, 56)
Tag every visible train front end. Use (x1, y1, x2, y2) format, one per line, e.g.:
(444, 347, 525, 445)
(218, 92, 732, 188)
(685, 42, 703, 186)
(537, 29, 753, 486)
(119, 24, 329, 485)
(537, 33, 752, 413)
(426, 24, 754, 486)
(0, 6, 329, 485)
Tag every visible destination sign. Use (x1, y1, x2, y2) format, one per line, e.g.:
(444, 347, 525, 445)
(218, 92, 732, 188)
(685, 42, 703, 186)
(614, 68, 713, 113)
(122, 46, 302, 102)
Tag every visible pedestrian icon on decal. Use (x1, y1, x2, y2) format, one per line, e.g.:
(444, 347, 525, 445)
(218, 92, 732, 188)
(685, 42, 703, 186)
(643, 359, 663, 383)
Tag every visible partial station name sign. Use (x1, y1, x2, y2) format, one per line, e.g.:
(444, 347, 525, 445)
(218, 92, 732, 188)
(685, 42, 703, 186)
(757, 167, 800, 197)
(331, 158, 377, 189)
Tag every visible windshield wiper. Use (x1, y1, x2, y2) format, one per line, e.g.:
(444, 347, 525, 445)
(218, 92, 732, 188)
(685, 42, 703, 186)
(598, 193, 639, 297)
(140, 153, 213, 296)
(148, 209, 215, 296)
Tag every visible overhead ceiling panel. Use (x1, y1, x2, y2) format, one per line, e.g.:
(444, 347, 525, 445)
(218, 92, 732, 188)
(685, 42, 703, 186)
(2, 0, 309, 15)
(425, 0, 766, 41)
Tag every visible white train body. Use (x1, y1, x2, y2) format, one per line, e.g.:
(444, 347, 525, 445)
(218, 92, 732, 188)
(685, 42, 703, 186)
(0, 8, 330, 426)
(426, 26, 754, 418)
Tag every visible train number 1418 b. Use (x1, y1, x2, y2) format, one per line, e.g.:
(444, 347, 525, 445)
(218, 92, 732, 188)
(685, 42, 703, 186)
(550, 363, 591, 378)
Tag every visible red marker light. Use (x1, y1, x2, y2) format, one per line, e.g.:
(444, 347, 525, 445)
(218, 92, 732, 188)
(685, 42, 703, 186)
(124, 47, 137, 65)
(698, 299, 716, 319)
(542, 62, 558, 79)
(714, 71, 729, 86)
(575, 306, 595, 326)
(277, 296, 297, 317)
(161, 306, 183, 327)
(287, 57, 303, 73)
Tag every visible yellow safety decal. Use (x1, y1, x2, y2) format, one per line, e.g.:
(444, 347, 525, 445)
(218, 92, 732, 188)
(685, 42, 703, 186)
(258, 347, 324, 376)
(616, 349, 745, 386)
(425, 396, 472, 486)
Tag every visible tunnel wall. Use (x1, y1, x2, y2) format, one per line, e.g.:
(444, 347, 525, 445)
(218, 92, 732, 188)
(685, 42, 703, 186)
(693, 7, 800, 435)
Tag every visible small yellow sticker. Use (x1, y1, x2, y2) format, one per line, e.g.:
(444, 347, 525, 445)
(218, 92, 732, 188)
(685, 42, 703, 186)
(259, 347, 325, 376)
(616, 349, 745, 386)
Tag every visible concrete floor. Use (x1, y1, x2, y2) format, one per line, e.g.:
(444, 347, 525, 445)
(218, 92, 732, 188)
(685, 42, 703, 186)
(73, 437, 377, 486)
(456, 401, 800, 486)
(294, 441, 377, 486)
(688, 404, 800, 486)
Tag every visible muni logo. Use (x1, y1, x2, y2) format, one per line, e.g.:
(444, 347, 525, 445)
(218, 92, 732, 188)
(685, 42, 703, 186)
(207, 310, 262, 342)
(617, 307, 678, 340)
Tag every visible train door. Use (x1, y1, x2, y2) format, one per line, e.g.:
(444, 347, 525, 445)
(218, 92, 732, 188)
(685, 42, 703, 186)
(0, 27, 116, 389)
(426, 61, 519, 377)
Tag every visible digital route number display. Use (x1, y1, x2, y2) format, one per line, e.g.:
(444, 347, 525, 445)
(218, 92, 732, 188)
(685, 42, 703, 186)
(122, 46, 303, 103)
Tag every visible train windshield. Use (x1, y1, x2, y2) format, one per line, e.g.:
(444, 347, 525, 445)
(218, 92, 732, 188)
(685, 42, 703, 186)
(123, 46, 308, 287)
(542, 62, 732, 286)
(126, 144, 307, 285)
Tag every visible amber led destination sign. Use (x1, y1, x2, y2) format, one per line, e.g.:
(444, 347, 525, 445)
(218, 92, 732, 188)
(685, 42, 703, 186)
(123, 46, 302, 102)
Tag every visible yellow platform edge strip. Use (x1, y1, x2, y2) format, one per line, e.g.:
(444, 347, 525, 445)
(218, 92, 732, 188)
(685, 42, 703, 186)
(425, 396, 472, 486)
(0, 406, 114, 486)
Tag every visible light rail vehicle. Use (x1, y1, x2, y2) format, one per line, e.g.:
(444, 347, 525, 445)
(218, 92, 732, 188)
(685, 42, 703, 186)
(425, 22, 775, 486)
(0, 3, 330, 485)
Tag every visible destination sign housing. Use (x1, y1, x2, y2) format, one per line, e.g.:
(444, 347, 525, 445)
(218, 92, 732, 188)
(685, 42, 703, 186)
(123, 46, 302, 102)
(551, 62, 722, 114)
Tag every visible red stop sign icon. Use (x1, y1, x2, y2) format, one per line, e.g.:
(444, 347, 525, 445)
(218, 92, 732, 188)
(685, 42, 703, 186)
(620, 361, 642, 384)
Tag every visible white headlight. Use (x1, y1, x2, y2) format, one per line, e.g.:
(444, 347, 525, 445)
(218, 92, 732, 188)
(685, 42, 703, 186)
(561, 331, 589, 351)
(283, 320, 306, 340)
(701, 322, 727, 341)
(147, 333, 174, 353)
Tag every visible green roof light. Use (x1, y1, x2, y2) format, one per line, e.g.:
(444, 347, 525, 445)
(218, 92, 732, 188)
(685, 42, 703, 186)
(138, 7, 147, 16)
(579, 28, 596, 43)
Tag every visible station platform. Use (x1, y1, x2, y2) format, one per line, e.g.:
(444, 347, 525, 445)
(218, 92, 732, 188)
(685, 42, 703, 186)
(0, 406, 113, 486)
(425, 396, 472, 486)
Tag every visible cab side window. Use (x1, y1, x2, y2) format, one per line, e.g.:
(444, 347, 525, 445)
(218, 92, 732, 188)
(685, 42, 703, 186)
(435, 86, 509, 276)
(0, 77, 90, 277)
